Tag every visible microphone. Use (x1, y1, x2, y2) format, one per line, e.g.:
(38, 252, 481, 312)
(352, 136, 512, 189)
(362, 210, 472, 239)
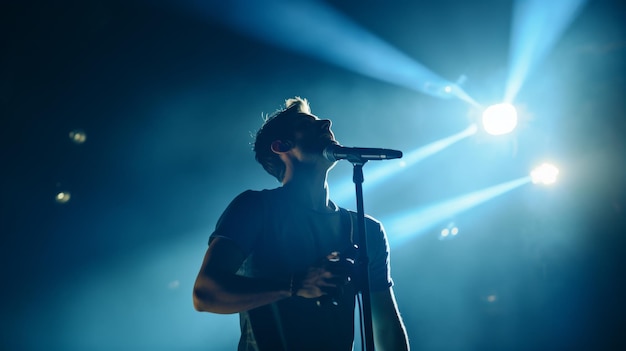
(323, 144, 403, 162)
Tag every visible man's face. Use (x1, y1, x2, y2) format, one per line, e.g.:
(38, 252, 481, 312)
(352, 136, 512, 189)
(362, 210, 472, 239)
(290, 113, 337, 156)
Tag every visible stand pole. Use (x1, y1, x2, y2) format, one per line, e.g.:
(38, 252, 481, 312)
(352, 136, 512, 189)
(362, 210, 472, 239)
(352, 162, 375, 351)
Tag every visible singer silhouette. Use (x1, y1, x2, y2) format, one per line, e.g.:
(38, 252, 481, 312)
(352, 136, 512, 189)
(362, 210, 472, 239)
(193, 97, 409, 351)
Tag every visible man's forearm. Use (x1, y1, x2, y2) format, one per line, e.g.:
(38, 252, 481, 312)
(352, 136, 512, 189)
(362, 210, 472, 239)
(375, 319, 409, 351)
(371, 288, 410, 351)
(193, 273, 292, 314)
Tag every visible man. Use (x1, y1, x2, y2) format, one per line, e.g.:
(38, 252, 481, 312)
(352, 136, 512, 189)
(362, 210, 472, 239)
(193, 97, 409, 350)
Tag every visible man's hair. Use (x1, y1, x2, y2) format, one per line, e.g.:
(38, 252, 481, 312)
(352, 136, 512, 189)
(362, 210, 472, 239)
(253, 97, 311, 182)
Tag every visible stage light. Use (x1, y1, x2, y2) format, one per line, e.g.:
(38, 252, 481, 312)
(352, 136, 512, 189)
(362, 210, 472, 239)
(530, 163, 559, 185)
(482, 103, 518, 135)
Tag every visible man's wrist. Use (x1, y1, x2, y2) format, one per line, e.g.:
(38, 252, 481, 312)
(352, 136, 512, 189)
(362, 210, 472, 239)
(289, 273, 303, 297)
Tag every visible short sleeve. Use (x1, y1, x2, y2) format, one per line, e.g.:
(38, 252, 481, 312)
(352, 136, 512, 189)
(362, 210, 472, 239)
(364, 215, 394, 292)
(209, 190, 265, 256)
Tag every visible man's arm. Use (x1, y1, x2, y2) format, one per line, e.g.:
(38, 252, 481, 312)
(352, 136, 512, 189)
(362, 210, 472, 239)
(193, 237, 336, 314)
(371, 287, 410, 351)
(193, 237, 290, 314)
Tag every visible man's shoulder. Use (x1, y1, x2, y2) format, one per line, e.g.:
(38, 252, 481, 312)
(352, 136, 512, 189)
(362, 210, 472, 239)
(225, 187, 285, 211)
(233, 187, 280, 200)
(340, 207, 382, 226)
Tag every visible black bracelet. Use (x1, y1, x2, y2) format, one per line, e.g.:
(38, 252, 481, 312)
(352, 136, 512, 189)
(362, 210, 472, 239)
(289, 274, 296, 296)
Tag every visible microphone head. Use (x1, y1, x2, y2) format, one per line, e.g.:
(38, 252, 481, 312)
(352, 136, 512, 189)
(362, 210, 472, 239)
(322, 144, 340, 162)
(387, 149, 403, 159)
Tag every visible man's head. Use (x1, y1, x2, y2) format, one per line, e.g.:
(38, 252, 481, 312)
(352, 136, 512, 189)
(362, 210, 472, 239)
(254, 97, 336, 182)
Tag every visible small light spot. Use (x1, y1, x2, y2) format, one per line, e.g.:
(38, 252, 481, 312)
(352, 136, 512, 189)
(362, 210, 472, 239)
(168, 280, 180, 289)
(69, 129, 87, 144)
(487, 294, 497, 303)
(55, 191, 71, 204)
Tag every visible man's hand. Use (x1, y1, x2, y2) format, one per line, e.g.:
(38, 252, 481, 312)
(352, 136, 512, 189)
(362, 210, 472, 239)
(293, 251, 353, 298)
(294, 266, 336, 298)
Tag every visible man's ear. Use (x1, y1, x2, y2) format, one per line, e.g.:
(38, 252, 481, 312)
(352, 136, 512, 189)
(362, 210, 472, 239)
(270, 140, 292, 154)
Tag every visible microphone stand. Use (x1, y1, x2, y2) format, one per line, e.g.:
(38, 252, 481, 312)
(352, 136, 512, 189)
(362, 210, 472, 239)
(350, 160, 375, 351)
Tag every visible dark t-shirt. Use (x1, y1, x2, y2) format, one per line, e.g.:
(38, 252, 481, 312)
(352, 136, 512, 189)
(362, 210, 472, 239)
(210, 186, 393, 351)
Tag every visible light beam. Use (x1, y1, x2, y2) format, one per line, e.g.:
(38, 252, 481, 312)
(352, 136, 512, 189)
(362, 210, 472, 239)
(384, 176, 531, 245)
(504, 0, 588, 103)
(331, 124, 478, 205)
(181, 0, 476, 101)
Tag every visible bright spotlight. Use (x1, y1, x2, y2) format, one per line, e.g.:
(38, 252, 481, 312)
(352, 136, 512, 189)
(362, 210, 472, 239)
(530, 163, 559, 185)
(482, 103, 518, 135)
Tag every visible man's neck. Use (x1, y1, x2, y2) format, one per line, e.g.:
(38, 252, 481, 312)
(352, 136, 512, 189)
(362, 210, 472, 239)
(281, 171, 333, 212)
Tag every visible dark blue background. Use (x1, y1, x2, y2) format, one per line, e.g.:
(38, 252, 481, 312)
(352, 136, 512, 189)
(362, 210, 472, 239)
(2, 0, 624, 350)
